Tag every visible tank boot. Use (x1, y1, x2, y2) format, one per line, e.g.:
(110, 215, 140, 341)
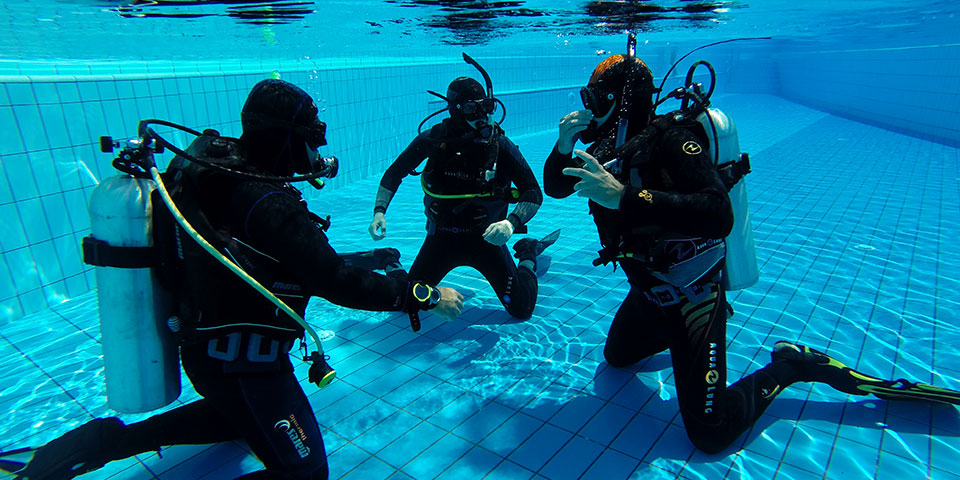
(11, 417, 128, 480)
(771, 341, 960, 405)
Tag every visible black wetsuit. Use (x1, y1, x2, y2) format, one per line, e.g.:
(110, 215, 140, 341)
(544, 120, 801, 453)
(378, 121, 543, 318)
(112, 137, 413, 480)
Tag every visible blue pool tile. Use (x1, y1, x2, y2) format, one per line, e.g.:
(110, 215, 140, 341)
(780, 424, 837, 477)
(825, 436, 879, 479)
(436, 446, 502, 480)
(580, 448, 640, 480)
(0, 205, 29, 251)
(352, 409, 421, 454)
(427, 390, 487, 432)
(547, 394, 606, 434)
(452, 399, 515, 444)
(4, 154, 38, 201)
(484, 459, 535, 480)
(380, 371, 444, 408)
(19, 198, 51, 244)
(875, 447, 931, 480)
(479, 411, 542, 458)
(578, 400, 636, 446)
(31, 240, 62, 285)
(323, 389, 378, 426)
(377, 421, 446, 469)
(328, 442, 375, 479)
(540, 435, 605, 480)
(507, 423, 572, 472)
(329, 398, 399, 441)
(930, 431, 960, 477)
(609, 412, 668, 461)
(0, 106, 26, 155)
(342, 456, 397, 480)
(5, 82, 35, 106)
(5, 247, 40, 293)
(0, 160, 12, 205)
(400, 432, 473, 479)
(404, 382, 470, 421)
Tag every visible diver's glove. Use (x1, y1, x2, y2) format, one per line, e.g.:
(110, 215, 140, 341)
(369, 211, 387, 240)
(557, 109, 594, 155)
(483, 219, 514, 246)
(405, 282, 464, 331)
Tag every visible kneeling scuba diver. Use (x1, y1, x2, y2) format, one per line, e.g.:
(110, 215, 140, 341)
(1, 79, 463, 480)
(368, 53, 559, 323)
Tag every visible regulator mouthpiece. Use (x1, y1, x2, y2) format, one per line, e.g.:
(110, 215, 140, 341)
(307, 351, 336, 389)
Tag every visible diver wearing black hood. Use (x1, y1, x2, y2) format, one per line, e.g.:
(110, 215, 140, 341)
(7, 79, 463, 480)
(370, 64, 555, 321)
(545, 51, 960, 454)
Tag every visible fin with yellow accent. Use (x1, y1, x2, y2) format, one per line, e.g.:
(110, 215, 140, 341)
(772, 341, 960, 405)
(0, 446, 36, 479)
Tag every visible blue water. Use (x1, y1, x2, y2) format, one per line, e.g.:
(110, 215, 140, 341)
(2, 0, 960, 478)
(3, 92, 960, 478)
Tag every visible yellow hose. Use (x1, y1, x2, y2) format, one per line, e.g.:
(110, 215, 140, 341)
(148, 166, 332, 380)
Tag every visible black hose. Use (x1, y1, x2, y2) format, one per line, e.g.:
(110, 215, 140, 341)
(654, 36, 772, 106)
(138, 119, 333, 183)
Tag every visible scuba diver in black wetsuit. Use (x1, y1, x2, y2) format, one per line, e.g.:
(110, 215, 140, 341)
(2, 79, 463, 480)
(544, 43, 960, 454)
(368, 54, 558, 324)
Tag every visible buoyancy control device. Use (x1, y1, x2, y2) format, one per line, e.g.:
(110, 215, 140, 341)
(83, 120, 340, 413)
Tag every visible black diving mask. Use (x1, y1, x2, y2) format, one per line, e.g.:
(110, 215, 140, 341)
(241, 112, 328, 149)
(580, 86, 615, 116)
(458, 98, 496, 118)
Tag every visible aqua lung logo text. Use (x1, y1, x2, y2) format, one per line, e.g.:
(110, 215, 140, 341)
(704, 343, 718, 414)
(275, 415, 310, 458)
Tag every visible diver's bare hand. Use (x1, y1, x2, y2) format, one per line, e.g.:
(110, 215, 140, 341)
(557, 110, 594, 155)
(563, 149, 625, 209)
(434, 286, 464, 322)
(368, 212, 387, 240)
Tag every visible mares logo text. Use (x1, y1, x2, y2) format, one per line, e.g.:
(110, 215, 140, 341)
(275, 415, 311, 459)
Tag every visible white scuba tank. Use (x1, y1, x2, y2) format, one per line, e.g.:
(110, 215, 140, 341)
(696, 107, 759, 291)
(87, 175, 180, 413)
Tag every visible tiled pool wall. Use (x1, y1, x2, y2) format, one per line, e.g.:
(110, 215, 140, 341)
(1, 39, 956, 322)
(775, 42, 960, 148)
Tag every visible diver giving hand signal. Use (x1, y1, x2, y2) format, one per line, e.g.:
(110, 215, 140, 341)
(563, 149, 625, 209)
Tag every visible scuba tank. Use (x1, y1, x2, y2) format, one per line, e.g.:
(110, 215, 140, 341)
(83, 159, 180, 413)
(653, 53, 758, 292)
(695, 107, 759, 290)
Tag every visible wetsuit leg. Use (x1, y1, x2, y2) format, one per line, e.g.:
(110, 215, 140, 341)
(662, 280, 801, 454)
(463, 238, 537, 319)
(602, 288, 672, 368)
(180, 341, 329, 479)
(408, 234, 460, 284)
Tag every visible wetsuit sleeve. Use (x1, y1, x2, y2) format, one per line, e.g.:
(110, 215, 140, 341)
(543, 142, 586, 199)
(619, 128, 734, 239)
(230, 183, 409, 312)
(500, 137, 542, 230)
(376, 134, 431, 214)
